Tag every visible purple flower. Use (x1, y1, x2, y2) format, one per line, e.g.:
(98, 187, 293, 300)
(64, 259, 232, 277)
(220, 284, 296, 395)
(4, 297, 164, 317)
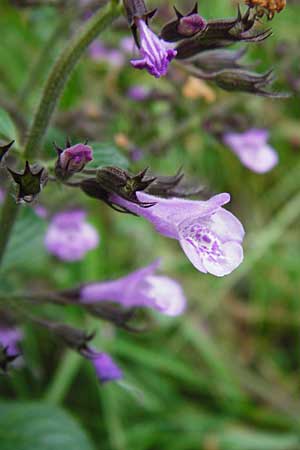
(131, 19, 177, 78)
(89, 41, 125, 68)
(127, 85, 150, 101)
(0, 326, 22, 357)
(83, 349, 122, 383)
(81, 260, 186, 316)
(223, 129, 278, 173)
(109, 193, 245, 277)
(59, 143, 93, 174)
(45, 210, 99, 261)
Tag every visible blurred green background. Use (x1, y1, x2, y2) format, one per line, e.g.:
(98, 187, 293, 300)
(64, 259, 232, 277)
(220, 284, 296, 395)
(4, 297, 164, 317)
(1, 0, 300, 449)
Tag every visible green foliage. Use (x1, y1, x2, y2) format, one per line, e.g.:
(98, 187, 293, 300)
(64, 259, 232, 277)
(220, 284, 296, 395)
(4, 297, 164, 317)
(88, 142, 129, 169)
(0, 402, 95, 450)
(0, 108, 18, 144)
(1, 207, 46, 274)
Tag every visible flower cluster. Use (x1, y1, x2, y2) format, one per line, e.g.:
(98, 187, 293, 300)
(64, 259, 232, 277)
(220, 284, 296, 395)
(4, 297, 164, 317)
(122, 0, 285, 96)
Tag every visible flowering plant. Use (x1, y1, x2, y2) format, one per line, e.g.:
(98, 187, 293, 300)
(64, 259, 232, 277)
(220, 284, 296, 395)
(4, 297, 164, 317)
(0, 0, 298, 448)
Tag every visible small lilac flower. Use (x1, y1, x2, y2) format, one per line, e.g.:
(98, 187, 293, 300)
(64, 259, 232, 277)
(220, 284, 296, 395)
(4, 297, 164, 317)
(81, 260, 186, 316)
(131, 19, 177, 78)
(109, 193, 245, 277)
(0, 326, 22, 357)
(59, 143, 93, 174)
(89, 41, 125, 68)
(82, 349, 122, 383)
(45, 210, 99, 261)
(223, 129, 278, 173)
(127, 85, 150, 101)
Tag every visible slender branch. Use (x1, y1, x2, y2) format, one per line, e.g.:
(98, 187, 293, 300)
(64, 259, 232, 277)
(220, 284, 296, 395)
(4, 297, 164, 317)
(0, 193, 19, 269)
(23, 0, 122, 160)
(0, 0, 122, 267)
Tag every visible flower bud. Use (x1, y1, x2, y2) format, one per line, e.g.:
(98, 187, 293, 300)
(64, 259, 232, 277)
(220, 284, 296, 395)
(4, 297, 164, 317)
(213, 68, 286, 97)
(7, 161, 48, 203)
(175, 8, 272, 60)
(191, 48, 247, 73)
(160, 4, 207, 42)
(55, 141, 93, 180)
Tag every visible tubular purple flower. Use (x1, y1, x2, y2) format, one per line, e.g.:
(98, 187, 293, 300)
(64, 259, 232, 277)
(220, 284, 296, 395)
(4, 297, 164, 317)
(131, 19, 177, 78)
(81, 260, 186, 316)
(59, 143, 93, 174)
(108, 193, 245, 277)
(0, 326, 22, 357)
(223, 129, 278, 173)
(82, 349, 122, 383)
(45, 210, 99, 261)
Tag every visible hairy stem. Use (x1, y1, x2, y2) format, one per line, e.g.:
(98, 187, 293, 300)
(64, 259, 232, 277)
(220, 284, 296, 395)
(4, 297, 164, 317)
(0, 0, 122, 267)
(24, 0, 122, 160)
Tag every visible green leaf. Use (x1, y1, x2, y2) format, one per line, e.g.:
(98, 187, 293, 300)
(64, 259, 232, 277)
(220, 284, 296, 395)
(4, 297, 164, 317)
(0, 207, 47, 274)
(0, 401, 95, 450)
(88, 142, 129, 169)
(0, 108, 18, 144)
(221, 429, 300, 450)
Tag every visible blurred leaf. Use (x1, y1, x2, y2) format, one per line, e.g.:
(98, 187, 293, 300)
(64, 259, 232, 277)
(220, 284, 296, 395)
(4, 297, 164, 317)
(220, 429, 300, 450)
(88, 142, 129, 169)
(0, 108, 18, 143)
(1, 207, 47, 274)
(0, 401, 95, 450)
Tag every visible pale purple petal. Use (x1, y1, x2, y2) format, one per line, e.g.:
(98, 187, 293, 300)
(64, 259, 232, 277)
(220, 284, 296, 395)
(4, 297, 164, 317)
(209, 209, 245, 243)
(81, 260, 186, 316)
(110, 191, 230, 239)
(144, 275, 186, 316)
(110, 191, 244, 277)
(202, 241, 243, 276)
(45, 210, 99, 261)
(92, 353, 122, 383)
(0, 327, 22, 356)
(84, 349, 122, 384)
(178, 209, 244, 276)
(224, 129, 278, 173)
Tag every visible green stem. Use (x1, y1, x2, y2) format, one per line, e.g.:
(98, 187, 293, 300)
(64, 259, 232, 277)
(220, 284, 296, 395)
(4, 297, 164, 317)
(0, 194, 19, 268)
(23, 0, 122, 160)
(0, 0, 121, 268)
(45, 350, 82, 403)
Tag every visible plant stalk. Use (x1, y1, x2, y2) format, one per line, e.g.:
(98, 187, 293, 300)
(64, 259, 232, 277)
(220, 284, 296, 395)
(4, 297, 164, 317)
(0, 0, 122, 267)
